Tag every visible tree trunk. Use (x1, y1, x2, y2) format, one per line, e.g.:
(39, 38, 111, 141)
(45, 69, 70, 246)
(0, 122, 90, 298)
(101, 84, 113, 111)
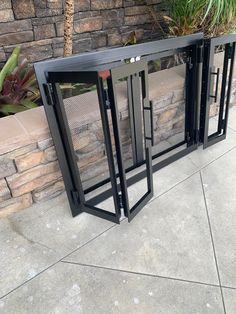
(64, 0, 74, 57)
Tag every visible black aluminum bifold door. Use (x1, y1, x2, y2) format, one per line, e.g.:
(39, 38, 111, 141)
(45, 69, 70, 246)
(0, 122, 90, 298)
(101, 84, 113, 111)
(200, 37, 236, 148)
(44, 60, 153, 223)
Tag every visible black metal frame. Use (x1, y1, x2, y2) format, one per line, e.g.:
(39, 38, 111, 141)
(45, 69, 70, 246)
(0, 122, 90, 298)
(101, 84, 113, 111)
(200, 34, 236, 148)
(34, 33, 210, 223)
(45, 72, 122, 223)
(42, 61, 155, 223)
(108, 60, 153, 221)
(150, 42, 201, 172)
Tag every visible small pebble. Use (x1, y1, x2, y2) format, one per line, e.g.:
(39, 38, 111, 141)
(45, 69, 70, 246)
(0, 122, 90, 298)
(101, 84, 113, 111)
(134, 297, 140, 304)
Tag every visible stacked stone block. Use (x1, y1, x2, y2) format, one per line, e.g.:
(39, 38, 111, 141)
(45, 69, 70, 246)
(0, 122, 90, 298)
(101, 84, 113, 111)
(0, 141, 64, 217)
(0, 0, 165, 65)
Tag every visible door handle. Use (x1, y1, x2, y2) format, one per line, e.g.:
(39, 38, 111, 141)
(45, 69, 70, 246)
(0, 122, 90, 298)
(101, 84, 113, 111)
(144, 100, 154, 146)
(209, 67, 220, 103)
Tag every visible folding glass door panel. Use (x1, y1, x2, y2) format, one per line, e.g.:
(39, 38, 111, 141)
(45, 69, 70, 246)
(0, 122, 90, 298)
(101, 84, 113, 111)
(200, 35, 236, 148)
(108, 60, 153, 222)
(43, 61, 153, 223)
(44, 71, 122, 223)
(146, 44, 200, 171)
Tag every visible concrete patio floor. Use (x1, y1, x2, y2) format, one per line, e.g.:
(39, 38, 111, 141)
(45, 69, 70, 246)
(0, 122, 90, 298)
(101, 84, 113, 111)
(1, 108, 236, 313)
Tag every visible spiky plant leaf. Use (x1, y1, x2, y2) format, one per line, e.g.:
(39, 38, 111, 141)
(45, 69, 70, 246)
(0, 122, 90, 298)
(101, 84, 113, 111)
(0, 104, 27, 114)
(165, 0, 236, 37)
(20, 99, 38, 109)
(0, 47, 20, 92)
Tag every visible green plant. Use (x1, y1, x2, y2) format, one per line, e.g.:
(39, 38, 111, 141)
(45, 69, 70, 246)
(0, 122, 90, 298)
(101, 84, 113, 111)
(148, 59, 161, 73)
(0, 47, 20, 92)
(164, 0, 205, 36)
(202, 0, 236, 37)
(0, 48, 40, 116)
(61, 83, 97, 99)
(164, 0, 236, 37)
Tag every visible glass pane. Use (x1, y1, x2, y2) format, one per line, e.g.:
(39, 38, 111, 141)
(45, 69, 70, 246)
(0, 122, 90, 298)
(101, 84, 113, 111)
(148, 52, 187, 156)
(208, 45, 225, 136)
(58, 78, 118, 214)
(116, 76, 137, 169)
(208, 44, 233, 137)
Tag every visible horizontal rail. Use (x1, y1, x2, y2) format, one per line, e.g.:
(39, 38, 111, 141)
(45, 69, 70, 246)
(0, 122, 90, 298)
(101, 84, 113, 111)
(35, 33, 203, 76)
(210, 34, 236, 46)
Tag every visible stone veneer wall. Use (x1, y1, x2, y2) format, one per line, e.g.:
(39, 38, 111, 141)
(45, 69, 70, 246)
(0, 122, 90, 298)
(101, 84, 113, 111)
(0, 0, 165, 65)
(0, 65, 235, 218)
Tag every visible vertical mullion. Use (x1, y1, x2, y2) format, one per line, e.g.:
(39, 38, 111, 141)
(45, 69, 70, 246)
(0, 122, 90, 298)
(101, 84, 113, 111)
(141, 67, 154, 195)
(203, 42, 215, 148)
(192, 44, 200, 144)
(132, 73, 144, 163)
(52, 83, 86, 209)
(199, 41, 210, 143)
(96, 77, 121, 219)
(196, 43, 204, 144)
(107, 77, 131, 219)
(43, 83, 82, 217)
(217, 44, 230, 133)
(127, 76, 137, 164)
(185, 48, 191, 145)
(223, 43, 236, 136)
(187, 45, 199, 145)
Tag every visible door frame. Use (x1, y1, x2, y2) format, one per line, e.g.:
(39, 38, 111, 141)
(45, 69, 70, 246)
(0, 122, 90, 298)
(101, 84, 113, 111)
(200, 34, 236, 148)
(44, 71, 122, 223)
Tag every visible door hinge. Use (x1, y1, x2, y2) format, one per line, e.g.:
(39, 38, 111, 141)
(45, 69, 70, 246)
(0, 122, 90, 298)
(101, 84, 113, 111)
(227, 45, 234, 60)
(195, 129, 200, 144)
(187, 56, 193, 70)
(221, 119, 226, 130)
(71, 189, 79, 205)
(43, 83, 55, 106)
(197, 44, 204, 63)
(104, 88, 111, 109)
(118, 194, 123, 209)
(186, 131, 191, 143)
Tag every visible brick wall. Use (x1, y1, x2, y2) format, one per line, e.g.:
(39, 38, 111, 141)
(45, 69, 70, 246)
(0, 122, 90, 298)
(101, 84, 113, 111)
(0, 0, 165, 65)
